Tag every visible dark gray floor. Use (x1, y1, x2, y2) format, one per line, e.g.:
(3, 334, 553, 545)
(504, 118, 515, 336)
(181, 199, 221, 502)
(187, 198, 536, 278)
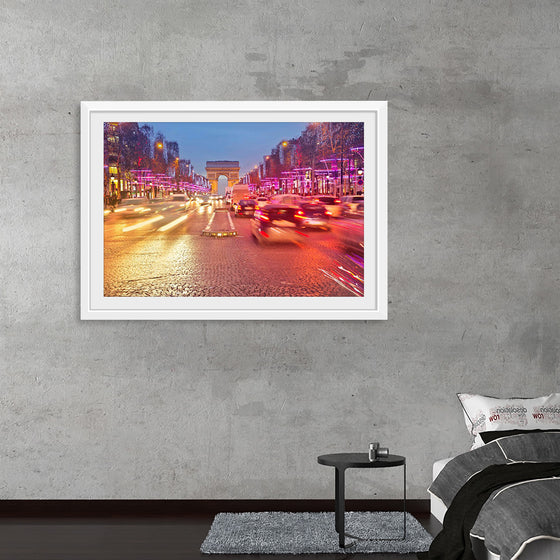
(0, 513, 441, 560)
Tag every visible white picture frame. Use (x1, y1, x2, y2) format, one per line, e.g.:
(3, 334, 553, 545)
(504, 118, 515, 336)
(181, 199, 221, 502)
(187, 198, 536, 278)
(81, 100, 387, 320)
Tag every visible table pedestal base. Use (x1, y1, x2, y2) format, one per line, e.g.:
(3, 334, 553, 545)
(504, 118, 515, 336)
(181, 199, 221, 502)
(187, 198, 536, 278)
(333, 462, 406, 548)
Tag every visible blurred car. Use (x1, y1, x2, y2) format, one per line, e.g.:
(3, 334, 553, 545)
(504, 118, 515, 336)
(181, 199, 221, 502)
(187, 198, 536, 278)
(235, 198, 256, 217)
(254, 196, 270, 211)
(229, 184, 251, 210)
(313, 195, 343, 217)
(230, 197, 244, 212)
(331, 217, 364, 254)
(168, 193, 190, 209)
(294, 202, 330, 230)
(250, 204, 305, 245)
(113, 197, 151, 217)
(341, 195, 364, 215)
(269, 194, 302, 207)
(196, 195, 210, 205)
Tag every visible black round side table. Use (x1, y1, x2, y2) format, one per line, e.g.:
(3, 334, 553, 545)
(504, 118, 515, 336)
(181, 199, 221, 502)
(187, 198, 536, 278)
(317, 453, 406, 548)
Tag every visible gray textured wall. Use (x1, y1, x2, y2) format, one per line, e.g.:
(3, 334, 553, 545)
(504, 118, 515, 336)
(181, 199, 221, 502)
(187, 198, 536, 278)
(1, 1, 559, 500)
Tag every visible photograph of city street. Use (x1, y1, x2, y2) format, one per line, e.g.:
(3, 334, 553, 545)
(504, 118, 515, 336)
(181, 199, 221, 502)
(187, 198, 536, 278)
(103, 121, 366, 298)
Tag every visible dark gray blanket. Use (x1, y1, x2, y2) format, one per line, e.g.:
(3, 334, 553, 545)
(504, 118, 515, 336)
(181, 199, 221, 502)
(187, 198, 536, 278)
(421, 462, 560, 560)
(428, 432, 560, 559)
(471, 476, 560, 559)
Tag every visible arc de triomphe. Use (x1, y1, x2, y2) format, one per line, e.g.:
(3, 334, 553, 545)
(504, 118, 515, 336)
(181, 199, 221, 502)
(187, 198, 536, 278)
(205, 161, 240, 193)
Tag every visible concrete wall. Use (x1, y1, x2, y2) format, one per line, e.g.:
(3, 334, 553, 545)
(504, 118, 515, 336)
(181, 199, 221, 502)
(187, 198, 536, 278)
(1, 1, 558, 500)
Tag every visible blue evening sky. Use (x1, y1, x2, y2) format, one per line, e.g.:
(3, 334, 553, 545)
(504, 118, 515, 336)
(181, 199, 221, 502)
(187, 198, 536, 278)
(139, 122, 309, 177)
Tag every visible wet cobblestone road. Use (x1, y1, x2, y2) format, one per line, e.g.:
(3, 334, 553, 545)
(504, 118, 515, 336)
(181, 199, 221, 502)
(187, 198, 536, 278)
(104, 200, 363, 298)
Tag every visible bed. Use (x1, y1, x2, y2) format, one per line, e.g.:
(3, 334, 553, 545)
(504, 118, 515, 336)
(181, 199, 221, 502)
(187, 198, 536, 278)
(425, 392, 560, 560)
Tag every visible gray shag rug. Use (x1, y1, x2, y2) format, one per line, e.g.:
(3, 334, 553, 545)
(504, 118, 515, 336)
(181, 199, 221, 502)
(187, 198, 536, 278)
(200, 511, 433, 554)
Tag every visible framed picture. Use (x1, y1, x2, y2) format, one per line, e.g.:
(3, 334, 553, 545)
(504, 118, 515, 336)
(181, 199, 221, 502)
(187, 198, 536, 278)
(81, 101, 387, 320)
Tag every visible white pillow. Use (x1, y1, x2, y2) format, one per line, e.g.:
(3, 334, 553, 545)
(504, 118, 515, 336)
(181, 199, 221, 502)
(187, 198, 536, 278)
(457, 393, 560, 446)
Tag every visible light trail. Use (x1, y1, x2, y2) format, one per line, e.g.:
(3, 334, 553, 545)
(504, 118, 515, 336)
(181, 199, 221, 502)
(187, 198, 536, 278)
(319, 268, 362, 296)
(338, 265, 363, 283)
(122, 215, 164, 233)
(157, 214, 189, 232)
